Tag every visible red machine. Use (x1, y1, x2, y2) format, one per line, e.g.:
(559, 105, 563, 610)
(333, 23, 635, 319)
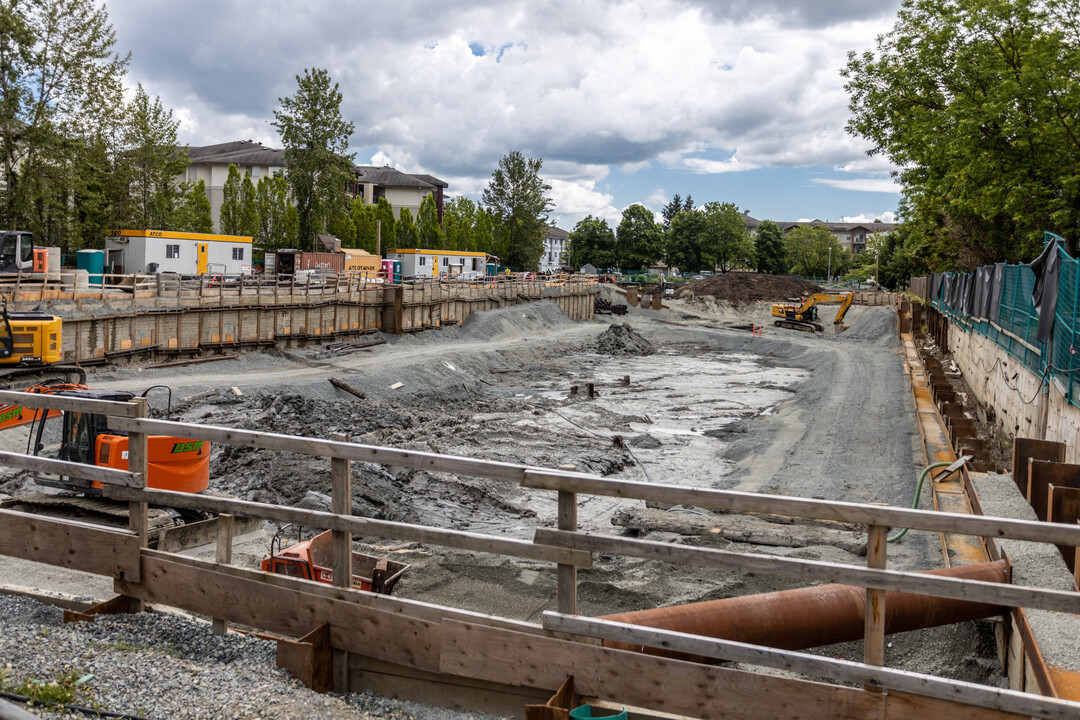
(261, 526, 409, 595)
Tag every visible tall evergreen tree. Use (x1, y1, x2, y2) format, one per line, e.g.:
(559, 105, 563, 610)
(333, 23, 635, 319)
(374, 198, 396, 252)
(661, 193, 683, 229)
(482, 151, 553, 270)
(273, 68, 355, 251)
(239, 173, 258, 238)
(173, 179, 213, 233)
(219, 164, 243, 236)
(350, 198, 377, 253)
(443, 196, 477, 252)
(396, 207, 419, 249)
(417, 193, 445, 249)
(254, 173, 297, 252)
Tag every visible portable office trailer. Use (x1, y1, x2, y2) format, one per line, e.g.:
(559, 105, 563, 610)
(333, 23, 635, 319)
(341, 249, 382, 278)
(105, 230, 253, 275)
(387, 249, 487, 278)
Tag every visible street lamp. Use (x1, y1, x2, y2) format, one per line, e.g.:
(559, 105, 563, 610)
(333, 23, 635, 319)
(827, 246, 832, 283)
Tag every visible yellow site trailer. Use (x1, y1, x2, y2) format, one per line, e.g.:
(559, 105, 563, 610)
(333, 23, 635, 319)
(105, 230, 254, 275)
(341, 248, 382, 278)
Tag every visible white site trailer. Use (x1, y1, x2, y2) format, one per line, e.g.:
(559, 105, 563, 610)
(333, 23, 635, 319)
(386, 249, 487, 279)
(105, 230, 253, 275)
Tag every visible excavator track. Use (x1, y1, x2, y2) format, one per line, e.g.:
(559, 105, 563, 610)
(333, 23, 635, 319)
(774, 320, 822, 333)
(0, 365, 87, 390)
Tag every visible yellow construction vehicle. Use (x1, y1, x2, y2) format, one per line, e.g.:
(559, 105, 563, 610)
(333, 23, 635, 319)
(771, 292, 854, 333)
(0, 301, 85, 387)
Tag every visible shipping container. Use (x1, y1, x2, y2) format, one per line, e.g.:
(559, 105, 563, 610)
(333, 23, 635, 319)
(269, 251, 345, 276)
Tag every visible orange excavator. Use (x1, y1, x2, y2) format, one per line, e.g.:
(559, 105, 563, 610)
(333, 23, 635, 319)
(261, 525, 409, 595)
(0, 381, 219, 539)
(0, 382, 209, 495)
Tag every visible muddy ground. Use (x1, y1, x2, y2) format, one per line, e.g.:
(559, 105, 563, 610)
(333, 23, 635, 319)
(0, 288, 1004, 689)
(676, 271, 823, 304)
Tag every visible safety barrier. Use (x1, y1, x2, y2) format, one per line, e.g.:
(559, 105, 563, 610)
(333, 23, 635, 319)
(1, 389, 1079, 718)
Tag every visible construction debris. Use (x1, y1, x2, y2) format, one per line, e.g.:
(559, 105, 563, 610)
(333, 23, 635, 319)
(594, 297, 628, 315)
(319, 338, 387, 358)
(329, 377, 366, 400)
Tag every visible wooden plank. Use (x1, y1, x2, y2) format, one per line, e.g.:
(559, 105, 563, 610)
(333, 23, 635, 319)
(136, 549, 555, 637)
(107, 485, 591, 567)
(557, 490, 577, 615)
(1013, 438, 1065, 497)
(108, 416, 527, 482)
(0, 389, 141, 418)
(1047, 485, 1080, 574)
(276, 624, 332, 693)
(1029, 459, 1080, 523)
(212, 514, 234, 635)
(864, 524, 887, 678)
(533, 528, 1080, 614)
(330, 432, 352, 694)
(0, 508, 140, 580)
(544, 614, 1048, 719)
(520, 470, 1080, 548)
(0, 449, 141, 487)
(350, 654, 552, 720)
(438, 620, 884, 720)
(126, 397, 149, 617)
(116, 553, 441, 671)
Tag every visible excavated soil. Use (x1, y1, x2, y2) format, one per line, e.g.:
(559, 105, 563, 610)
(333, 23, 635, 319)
(0, 297, 1008, 702)
(675, 272, 823, 305)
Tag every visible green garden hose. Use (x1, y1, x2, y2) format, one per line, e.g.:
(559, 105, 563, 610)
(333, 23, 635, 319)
(887, 460, 954, 543)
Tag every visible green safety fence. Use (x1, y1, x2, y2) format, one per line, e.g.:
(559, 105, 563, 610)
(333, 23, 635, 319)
(930, 235, 1080, 406)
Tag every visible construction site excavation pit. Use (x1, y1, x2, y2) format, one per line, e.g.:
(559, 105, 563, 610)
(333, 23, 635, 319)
(0, 294, 1009, 714)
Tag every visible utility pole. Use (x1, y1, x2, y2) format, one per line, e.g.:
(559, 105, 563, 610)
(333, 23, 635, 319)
(876, 250, 880, 289)
(827, 246, 832, 283)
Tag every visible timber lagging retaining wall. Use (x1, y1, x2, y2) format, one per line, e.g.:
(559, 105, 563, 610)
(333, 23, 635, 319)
(13, 279, 598, 365)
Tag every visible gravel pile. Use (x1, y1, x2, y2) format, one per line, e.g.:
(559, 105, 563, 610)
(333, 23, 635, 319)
(595, 324, 655, 356)
(0, 593, 506, 720)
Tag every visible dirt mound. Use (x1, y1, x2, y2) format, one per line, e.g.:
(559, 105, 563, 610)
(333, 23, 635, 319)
(839, 306, 898, 345)
(676, 272, 823, 305)
(457, 300, 575, 341)
(597, 324, 655, 356)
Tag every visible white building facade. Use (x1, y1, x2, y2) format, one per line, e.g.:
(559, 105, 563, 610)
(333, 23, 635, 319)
(539, 226, 570, 273)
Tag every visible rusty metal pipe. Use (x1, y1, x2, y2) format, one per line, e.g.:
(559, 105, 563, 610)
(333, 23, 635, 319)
(600, 560, 1008, 658)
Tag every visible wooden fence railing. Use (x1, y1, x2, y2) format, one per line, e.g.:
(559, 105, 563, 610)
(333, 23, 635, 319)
(1, 389, 1079, 719)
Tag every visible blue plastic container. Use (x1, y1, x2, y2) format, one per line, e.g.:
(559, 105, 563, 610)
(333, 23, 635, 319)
(569, 705, 627, 720)
(76, 249, 105, 286)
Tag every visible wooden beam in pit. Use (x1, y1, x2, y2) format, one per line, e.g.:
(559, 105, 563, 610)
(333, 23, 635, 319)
(0, 509, 141, 581)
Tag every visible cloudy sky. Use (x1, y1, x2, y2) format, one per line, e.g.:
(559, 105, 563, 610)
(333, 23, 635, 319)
(107, 0, 905, 229)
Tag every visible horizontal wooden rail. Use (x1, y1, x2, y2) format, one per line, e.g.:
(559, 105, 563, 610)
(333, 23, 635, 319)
(107, 486, 591, 567)
(522, 469, 1080, 547)
(0, 449, 142, 488)
(107, 417, 528, 481)
(534, 528, 1080, 614)
(0, 389, 141, 418)
(0, 508, 141, 581)
(542, 613, 1079, 720)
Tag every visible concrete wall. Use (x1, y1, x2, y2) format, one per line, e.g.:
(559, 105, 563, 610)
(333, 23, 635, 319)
(945, 316, 1080, 463)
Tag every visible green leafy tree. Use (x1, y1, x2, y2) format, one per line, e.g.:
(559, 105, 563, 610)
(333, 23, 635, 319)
(254, 173, 297, 252)
(374, 197, 396, 252)
(843, 0, 1080, 264)
(443, 196, 477, 252)
(482, 151, 554, 270)
(754, 220, 786, 274)
(474, 207, 507, 260)
(173, 179, 213, 233)
(567, 215, 618, 269)
(616, 204, 663, 270)
(0, 0, 129, 250)
(417, 193, 445, 249)
(700, 202, 753, 272)
(121, 85, 188, 230)
(666, 209, 707, 271)
(239, 173, 258, 238)
(785, 225, 848, 277)
(273, 67, 355, 251)
(329, 212, 356, 247)
(219, 164, 242, 235)
(350, 198, 377, 253)
(396, 207, 419, 249)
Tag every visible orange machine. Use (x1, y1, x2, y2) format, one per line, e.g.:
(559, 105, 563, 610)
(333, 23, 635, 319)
(261, 527, 409, 595)
(0, 383, 209, 495)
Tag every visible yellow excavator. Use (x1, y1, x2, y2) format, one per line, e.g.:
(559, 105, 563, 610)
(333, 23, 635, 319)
(771, 292, 854, 333)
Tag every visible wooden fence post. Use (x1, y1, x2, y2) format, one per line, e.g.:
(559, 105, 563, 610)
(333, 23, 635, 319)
(330, 432, 352, 692)
(211, 514, 234, 635)
(126, 397, 150, 614)
(557, 465, 579, 615)
(864, 523, 887, 689)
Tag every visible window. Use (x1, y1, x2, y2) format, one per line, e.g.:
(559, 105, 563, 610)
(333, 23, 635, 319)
(419, 257, 426, 266)
(232, 247, 244, 261)
(187, 167, 199, 183)
(166, 245, 180, 259)
(250, 166, 261, 179)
